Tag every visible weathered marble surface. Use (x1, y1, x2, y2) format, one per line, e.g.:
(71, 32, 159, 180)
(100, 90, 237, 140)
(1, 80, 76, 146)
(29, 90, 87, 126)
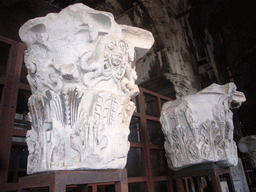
(230, 158, 250, 192)
(160, 83, 246, 170)
(238, 135, 256, 168)
(19, 3, 154, 174)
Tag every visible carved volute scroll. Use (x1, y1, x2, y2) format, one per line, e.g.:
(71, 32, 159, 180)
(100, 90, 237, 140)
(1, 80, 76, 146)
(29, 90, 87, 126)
(160, 83, 246, 170)
(19, 3, 154, 174)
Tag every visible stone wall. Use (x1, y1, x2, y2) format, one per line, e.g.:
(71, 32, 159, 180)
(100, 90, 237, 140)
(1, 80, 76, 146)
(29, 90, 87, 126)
(115, 0, 200, 98)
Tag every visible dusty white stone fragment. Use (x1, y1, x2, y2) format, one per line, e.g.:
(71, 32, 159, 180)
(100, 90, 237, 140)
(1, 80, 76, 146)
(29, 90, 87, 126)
(19, 3, 154, 174)
(238, 135, 256, 168)
(230, 158, 250, 192)
(160, 83, 246, 170)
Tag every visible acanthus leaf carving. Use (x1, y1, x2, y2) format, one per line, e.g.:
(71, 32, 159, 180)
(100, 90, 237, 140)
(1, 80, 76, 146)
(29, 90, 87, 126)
(26, 86, 139, 173)
(160, 83, 246, 170)
(20, 3, 154, 174)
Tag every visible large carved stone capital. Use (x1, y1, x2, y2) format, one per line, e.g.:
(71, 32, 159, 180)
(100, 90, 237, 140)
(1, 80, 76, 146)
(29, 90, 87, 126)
(19, 3, 154, 174)
(160, 83, 246, 170)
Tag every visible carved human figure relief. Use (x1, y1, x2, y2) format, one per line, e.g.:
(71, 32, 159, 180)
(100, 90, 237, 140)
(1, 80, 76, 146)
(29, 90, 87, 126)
(19, 3, 154, 174)
(160, 83, 246, 170)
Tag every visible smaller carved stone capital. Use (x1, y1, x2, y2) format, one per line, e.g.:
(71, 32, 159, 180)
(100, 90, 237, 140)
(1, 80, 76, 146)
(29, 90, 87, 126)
(160, 83, 246, 170)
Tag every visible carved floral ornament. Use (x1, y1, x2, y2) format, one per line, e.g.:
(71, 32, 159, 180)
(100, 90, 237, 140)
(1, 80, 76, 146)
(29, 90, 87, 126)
(19, 3, 154, 174)
(160, 83, 246, 170)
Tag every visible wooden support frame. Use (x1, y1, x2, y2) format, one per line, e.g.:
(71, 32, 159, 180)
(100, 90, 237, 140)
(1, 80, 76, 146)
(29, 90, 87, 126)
(18, 169, 128, 192)
(0, 36, 26, 191)
(127, 87, 173, 192)
(172, 164, 236, 192)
